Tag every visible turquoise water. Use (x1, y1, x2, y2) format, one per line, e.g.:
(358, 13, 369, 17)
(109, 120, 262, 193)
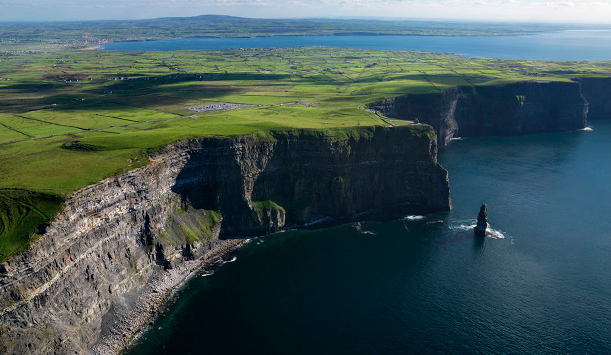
(126, 122, 611, 354)
(100, 30, 611, 61)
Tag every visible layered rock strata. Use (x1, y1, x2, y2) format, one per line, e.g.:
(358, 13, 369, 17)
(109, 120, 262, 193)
(369, 81, 589, 146)
(0, 125, 450, 354)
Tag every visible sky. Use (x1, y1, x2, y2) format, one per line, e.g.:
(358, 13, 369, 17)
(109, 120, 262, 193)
(2, 0, 611, 23)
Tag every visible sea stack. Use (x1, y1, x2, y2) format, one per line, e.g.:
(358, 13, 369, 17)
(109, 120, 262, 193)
(474, 204, 488, 237)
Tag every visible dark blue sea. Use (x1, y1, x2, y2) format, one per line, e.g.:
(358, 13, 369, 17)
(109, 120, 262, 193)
(100, 30, 611, 61)
(126, 122, 611, 354)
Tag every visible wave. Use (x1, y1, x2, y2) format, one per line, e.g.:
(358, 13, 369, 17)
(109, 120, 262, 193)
(449, 220, 477, 231)
(216, 256, 238, 266)
(449, 220, 506, 239)
(353, 222, 376, 235)
(403, 215, 425, 221)
(485, 228, 505, 239)
(580, 126, 594, 131)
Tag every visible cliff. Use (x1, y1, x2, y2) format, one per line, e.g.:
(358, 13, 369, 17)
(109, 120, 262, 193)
(369, 81, 588, 146)
(577, 77, 611, 121)
(0, 125, 450, 354)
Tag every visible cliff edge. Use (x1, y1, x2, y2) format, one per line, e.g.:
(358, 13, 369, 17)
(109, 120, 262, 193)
(369, 81, 588, 146)
(0, 125, 450, 354)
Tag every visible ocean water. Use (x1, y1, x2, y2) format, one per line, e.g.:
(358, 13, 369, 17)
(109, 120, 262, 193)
(126, 122, 611, 354)
(100, 30, 611, 61)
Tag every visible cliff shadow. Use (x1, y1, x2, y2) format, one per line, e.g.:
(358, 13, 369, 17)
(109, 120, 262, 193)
(250, 129, 450, 226)
(170, 137, 277, 239)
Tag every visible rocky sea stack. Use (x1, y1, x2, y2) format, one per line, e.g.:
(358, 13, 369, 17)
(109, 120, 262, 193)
(474, 204, 488, 237)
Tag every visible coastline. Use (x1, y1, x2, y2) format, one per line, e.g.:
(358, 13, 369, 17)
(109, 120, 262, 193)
(0, 125, 448, 354)
(79, 45, 101, 50)
(91, 238, 247, 355)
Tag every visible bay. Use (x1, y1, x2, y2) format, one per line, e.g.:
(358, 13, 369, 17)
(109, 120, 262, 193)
(126, 122, 611, 354)
(100, 30, 611, 61)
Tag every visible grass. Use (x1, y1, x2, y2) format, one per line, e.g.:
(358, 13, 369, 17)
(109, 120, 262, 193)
(0, 124, 29, 142)
(251, 200, 286, 215)
(0, 190, 64, 262)
(166, 208, 221, 245)
(0, 46, 610, 260)
(2, 16, 595, 52)
(1, 47, 610, 194)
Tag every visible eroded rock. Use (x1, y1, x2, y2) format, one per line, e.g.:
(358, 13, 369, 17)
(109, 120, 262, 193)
(474, 204, 488, 237)
(0, 126, 451, 354)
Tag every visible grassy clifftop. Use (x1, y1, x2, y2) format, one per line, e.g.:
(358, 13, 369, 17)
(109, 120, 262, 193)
(2, 47, 610, 196)
(0, 46, 610, 260)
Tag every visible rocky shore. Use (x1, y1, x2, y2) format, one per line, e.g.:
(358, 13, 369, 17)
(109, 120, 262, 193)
(0, 125, 450, 354)
(92, 239, 245, 355)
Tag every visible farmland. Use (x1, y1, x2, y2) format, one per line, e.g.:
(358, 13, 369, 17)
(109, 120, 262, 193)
(3, 47, 611, 191)
(0, 15, 593, 51)
(1, 45, 611, 260)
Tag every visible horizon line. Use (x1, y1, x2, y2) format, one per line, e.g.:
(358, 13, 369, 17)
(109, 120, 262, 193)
(1, 14, 609, 26)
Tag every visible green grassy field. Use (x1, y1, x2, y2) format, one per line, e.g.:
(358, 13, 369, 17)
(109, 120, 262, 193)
(0, 190, 64, 262)
(1, 46, 611, 261)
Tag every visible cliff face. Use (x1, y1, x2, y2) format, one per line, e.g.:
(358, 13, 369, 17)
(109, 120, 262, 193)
(370, 81, 588, 146)
(578, 77, 611, 121)
(0, 126, 450, 354)
(174, 128, 451, 234)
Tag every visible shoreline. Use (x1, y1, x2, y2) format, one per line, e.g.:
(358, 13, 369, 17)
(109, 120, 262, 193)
(92, 213, 418, 354)
(91, 238, 247, 355)
(79, 45, 100, 50)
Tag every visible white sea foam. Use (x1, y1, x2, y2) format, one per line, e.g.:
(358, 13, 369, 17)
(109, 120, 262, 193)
(353, 222, 376, 235)
(403, 215, 425, 221)
(218, 256, 238, 265)
(449, 222, 477, 231)
(448, 220, 506, 239)
(201, 272, 214, 277)
(451, 137, 464, 141)
(485, 228, 506, 239)
(580, 126, 594, 131)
